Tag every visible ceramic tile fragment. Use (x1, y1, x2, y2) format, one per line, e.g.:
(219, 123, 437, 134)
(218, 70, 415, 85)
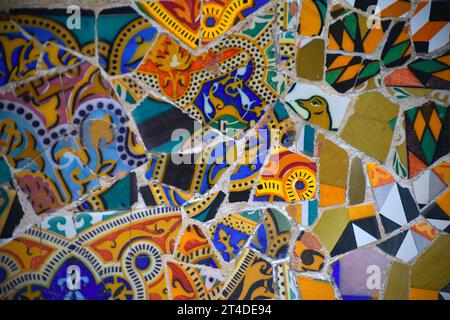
(203, 0, 273, 44)
(0, 72, 69, 170)
(422, 189, 450, 233)
(208, 211, 260, 262)
(383, 261, 410, 300)
(276, 0, 299, 33)
(367, 162, 420, 233)
(296, 38, 324, 81)
(9, 8, 96, 57)
(250, 208, 292, 260)
(97, 7, 158, 75)
(112, 76, 146, 107)
(228, 132, 267, 202)
(296, 124, 316, 157)
(37, 42, 82, 73)
(64, 63, 148, 175)
(0, 185, 25, 239)
(127, 208, 183, 299)
(136, 1, 201, 50)
(278, 31, 296, 72)
(14, 136, 100, 215)
(135, 8, 286, 136)
(298, 0, 328, 37)
(343, 0, 410, 18)
(0, 212, 127, 300)
(328, 11, 390, 54)
(138, 0, 272, 49)
(432, 161, 450, 184)
(174, 224, 221, 268)
(348, 157, 366, 205)
(274, 262, 300, 300)
(0, 17, 41, 85)
(296, 275, 335, 300)
(329, 3, 349, 20)
(184, 191, 226, 222)
(0, 156, 12, 185)
(285, 83, 351, 131)
(0, 155, 25, 238)
(313, 204, 381, 256)
(392, 117, 409, 179)
(290, 230, 325, 272)
(276, 1, 298, 72)
(0, 223, 44, 295)
(139, 182, 194, 207)
(381, 21, 412, 68)
(412, 161, 449, 208)
(326, 54, 380, 93)
(167, 261, 225, 300)
(317, 134, 348, 207)
(74, 211, 123, 234)
(340, 91, 399, 162)
(384, 51, 450, 90)
(131, 94, 203, 153)
(254, 147, 317, 202)
(312, 207, 349, 253)
(266, 96, 297, 148)
(78, 173, 138, 212)
(1, 0, 449, 301)
(410, 234, 450, 299)
(285, 200, 318, 226)
(0, 61, 147, 213)
(219, 248, 275, 300)
(410, 0, 450, 54)
(228, 103, 289, 203)
(403, 101, 449, 178)
(377, 220, 437, 262)
(145, 140, 236, 194)
(331, 248, 391, 300)
(229, 101, 295, 203)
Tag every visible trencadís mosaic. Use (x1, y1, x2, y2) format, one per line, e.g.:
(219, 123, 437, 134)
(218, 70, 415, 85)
(0, 0, 448, 300)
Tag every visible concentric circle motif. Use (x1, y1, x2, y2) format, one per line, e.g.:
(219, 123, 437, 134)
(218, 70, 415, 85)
(284, 167, 317, 201)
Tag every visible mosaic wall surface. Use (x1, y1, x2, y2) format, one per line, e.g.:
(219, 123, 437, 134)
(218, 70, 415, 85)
(0, 0, 449, 300)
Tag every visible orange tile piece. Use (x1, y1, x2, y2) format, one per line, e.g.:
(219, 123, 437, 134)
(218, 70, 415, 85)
(411, 221, 437, 241)
(366, 162, 395, 188)
(408, 151, 428, 178)
(384, 68, 424, 87)
(435, 189, 450, 217)
(429, 108, 442, 140)
(410, 288, 439, 300)
(319, 184, 346, 207)
(412, 22, 448, 42)
(328, 54, 354, 70)
(381, 1, 410, 18)
(297, 276, 335, 300)
(338, 63, 363, 82)
(432, 161, 450, 185)
(413, 108, 426, 140)
(286, 204, 302, 224)
(348, 204, 376, 221)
